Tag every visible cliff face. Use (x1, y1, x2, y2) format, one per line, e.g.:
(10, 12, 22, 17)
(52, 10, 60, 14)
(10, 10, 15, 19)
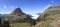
(33, 5, 60, 27)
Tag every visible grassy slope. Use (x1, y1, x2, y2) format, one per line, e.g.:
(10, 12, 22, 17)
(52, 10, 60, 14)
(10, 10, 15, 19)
(33, 20, 52, 27)
(48, 14, 60, 27)
(34, 6, 60, 27)
(4, 15, 32, 27)
(34, 14, 60, 27)
(10, 22, 30, 27)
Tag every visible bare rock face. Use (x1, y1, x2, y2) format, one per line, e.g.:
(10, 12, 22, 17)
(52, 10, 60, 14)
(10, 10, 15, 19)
(11, 8, 25, 16)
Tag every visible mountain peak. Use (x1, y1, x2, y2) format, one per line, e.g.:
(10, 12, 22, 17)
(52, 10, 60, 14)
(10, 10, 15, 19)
(11, 8, 25, 15)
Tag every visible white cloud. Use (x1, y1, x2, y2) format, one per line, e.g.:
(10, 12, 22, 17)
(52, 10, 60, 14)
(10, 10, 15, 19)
(3, 5, 7, 8)
(3, 5, 18, 9)
(31, 4, 51, 19)
(44, 4, 51, 10)
(30, 13, 39, 19)
(8, 6, 18, 8)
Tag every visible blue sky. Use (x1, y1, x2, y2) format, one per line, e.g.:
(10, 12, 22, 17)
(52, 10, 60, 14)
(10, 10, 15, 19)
(0, 0, 60, 19)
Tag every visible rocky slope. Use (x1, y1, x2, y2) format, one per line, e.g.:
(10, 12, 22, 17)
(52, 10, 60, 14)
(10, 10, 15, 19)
(33, 5, 60, 27)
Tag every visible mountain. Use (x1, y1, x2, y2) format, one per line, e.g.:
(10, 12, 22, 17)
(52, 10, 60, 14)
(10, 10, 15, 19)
(4, 8, 33, 24)
(32, 5, 60, 27)
(11, 8, 25, 16)
(0, 8, 35, 27)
